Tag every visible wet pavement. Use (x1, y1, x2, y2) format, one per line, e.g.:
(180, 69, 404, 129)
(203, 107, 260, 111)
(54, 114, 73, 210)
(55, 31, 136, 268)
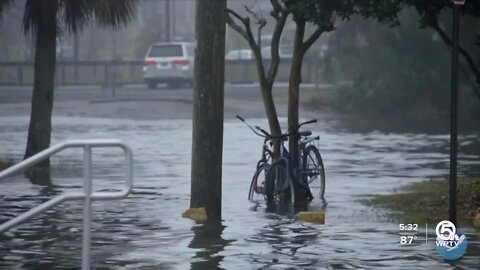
(0, 115, 479, 269)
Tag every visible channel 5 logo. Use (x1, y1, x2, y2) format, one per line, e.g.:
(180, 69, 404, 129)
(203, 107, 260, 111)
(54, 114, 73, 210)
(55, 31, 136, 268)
(435, 220, 467, 260)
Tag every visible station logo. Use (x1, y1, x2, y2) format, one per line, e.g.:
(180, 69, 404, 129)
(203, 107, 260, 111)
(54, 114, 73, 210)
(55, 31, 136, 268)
(435, 220, 467, 260)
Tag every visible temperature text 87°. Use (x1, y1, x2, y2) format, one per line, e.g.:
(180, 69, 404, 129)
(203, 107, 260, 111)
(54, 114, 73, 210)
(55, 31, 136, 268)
(400, 235, 417, 245)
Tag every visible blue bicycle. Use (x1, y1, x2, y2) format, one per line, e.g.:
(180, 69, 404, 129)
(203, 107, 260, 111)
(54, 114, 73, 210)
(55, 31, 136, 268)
(259, 120, 326, 206)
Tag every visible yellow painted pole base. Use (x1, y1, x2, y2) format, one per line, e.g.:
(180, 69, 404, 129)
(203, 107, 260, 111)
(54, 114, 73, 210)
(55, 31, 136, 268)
(296, 211, 325, 224)
(182, 207, 208, 222)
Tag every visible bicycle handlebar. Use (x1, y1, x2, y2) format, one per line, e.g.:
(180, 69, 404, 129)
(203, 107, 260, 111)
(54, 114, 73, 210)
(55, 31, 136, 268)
(236, 115, 245, 122)
(237, 115, 267, 138)
(255, 126, 269, 137)
(299, 119, 317, 128)
(237, 115, 317, 141)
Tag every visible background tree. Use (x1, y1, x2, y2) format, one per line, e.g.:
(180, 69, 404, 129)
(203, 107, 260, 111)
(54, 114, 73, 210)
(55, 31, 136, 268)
(363, 0, 480, 99)
(325, 1, 480, 123)
(0, 0, 136, 184)
(406, 0, 480, 99)
(227, 0, 398, 202)
(330, 10, 454, 119)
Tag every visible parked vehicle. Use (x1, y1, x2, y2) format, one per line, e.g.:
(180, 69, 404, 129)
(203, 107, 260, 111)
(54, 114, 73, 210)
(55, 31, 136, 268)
(225, 49, 253, 60)
(260, 46, 292, 59)
(143, 42, 195, 89)
(226, 47, 292, 61)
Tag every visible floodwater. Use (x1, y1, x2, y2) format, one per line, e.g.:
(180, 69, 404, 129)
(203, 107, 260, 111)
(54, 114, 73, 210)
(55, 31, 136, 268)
(0, 115, 479, 269)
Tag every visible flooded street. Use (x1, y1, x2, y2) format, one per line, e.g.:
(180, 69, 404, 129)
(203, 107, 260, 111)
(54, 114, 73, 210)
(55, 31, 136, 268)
(0, 115, 479, 269)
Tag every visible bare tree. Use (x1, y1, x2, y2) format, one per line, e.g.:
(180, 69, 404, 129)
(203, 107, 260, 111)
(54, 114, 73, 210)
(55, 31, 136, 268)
(226, 0, 290, 156)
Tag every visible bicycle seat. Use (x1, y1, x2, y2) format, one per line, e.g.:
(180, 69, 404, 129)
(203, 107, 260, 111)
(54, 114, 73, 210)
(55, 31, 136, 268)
(299, 131, 312, 137)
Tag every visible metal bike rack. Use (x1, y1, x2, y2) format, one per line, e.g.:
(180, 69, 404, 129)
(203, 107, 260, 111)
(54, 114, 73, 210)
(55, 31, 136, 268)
(0, 139, 133, 270)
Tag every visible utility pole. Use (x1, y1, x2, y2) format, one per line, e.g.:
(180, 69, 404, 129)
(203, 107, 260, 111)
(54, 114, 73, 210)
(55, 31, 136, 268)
(74, 33, 79, 83)
(190, 0, 227, 223)
(449, 0, 464, 225)
(171, 0, 175, 40)
(165, 0, 171, 42)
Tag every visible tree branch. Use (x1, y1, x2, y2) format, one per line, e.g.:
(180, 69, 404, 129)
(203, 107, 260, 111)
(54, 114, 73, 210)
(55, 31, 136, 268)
(302, 23, 334, 53)
(430, 19, 480, 99)
(269, 0, 285, 19)
(266, 10, 289, 86)
(226, 8, 266, 84)
(226, 8, 249, 41)
(244, 5, 266, 48)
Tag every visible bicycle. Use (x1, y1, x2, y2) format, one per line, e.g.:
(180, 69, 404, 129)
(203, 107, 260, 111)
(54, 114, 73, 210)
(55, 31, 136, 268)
(236, 116, 274, 202)
(261, 120, 326, 206)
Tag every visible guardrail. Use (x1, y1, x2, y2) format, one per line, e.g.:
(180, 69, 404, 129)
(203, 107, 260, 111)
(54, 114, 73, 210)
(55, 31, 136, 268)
(0, 59, 320, 86)
(0, 139, 134, 270)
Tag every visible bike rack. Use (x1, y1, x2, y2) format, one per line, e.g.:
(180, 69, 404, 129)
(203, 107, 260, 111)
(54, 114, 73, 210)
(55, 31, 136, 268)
(0, 139, 134, 270)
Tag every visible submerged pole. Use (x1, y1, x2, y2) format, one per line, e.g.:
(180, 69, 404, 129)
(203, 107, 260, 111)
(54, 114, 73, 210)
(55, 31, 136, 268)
(190, 0, 227, 222)
(449, 0, 462, 225)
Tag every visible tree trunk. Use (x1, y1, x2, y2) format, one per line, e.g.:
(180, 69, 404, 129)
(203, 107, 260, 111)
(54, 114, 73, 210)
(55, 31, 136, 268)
(260, 82, 282, 156)
(250, 34, 282, 142)
(24, 0, 58, 185)
(190, 0, 226, 223)
(288, 18, 305, 169)
(254, 58, 281, 156)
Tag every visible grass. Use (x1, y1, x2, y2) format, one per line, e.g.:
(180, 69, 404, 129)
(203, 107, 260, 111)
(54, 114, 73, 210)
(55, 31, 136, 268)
(364, 178, 480, 227)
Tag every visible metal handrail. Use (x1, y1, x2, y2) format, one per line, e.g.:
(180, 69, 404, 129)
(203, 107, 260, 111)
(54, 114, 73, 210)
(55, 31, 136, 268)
(0, 139, 134, 270)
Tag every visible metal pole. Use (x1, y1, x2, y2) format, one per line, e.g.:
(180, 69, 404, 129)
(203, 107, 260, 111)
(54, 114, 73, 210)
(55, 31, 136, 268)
(82, 146, 92, 270)
(449, 3, 460, 225)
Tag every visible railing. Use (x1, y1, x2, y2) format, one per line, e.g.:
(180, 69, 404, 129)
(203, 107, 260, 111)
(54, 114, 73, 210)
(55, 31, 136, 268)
(0, 139, 134, 270)
(0, 59, 321, 86)
(0, 60, 144, 87)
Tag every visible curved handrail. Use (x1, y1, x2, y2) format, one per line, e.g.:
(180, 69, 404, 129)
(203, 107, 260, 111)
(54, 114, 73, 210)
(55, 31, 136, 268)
(0, 139, 134, 270)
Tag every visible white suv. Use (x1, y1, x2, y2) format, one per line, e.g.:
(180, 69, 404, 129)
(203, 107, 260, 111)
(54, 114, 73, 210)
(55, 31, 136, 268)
(143, 42, 195, 89)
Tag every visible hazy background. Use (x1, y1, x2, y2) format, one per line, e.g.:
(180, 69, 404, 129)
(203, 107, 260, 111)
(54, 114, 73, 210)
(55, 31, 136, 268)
(1, 0, 479, 123)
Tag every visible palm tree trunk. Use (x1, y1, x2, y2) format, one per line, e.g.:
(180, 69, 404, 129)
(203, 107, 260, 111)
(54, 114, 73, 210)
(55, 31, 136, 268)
(24, 0, 58, 185)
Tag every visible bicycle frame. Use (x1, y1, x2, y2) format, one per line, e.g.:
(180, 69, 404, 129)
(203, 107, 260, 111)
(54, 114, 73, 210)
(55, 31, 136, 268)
(250, 138, 273, 193)
(238, 115, 320, 201)
(275, 131, 319, 191)
(257, 138, 273, 168)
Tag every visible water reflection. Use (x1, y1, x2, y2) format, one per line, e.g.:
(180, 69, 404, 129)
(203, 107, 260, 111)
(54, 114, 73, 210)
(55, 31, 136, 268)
(189, 222, 233, 270)
(248, 216, 322, 268)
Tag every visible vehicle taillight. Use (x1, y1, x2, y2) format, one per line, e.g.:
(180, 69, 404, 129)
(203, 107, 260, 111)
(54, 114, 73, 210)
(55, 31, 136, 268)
(144, 60, 156, 66)
(171, 59, 189, 66)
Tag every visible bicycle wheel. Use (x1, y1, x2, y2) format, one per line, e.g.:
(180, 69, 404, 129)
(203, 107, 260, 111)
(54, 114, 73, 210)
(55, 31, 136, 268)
(248, 163, 269, 202)
(302, 145, 326, 199)
(266, 160, 295, 205)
